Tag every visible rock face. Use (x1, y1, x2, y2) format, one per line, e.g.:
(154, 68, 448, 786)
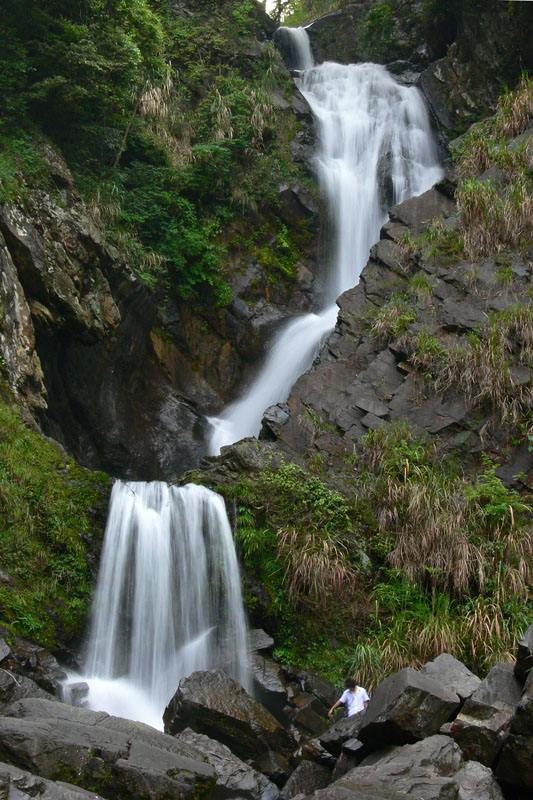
(450, 662, 523, 766)
(358, 667, 460, 749)
(0, 698, 215, 799)
(164, 669, 295, 765)
(260, 174, 533, 483)
(278, 760, 330, 799)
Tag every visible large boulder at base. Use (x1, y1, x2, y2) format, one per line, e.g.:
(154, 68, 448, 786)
(450, 662, 523, 766)
(0, 698, 215, 799)
(420, 653, 481, 701)
(496, 672, 533, 789)
(0, 761, 103, 799)
(514, 623, 533, 683)
(173, 727, 279, 800)
(163, 669, 295, 763)
(279, 760, 331, 800)
(302, 735, 504, 800)
(358, 667, 460, 749)
(318, 713, 366, 757)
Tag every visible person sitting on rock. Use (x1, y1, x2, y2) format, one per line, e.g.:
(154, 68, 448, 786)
(328, 678, 370, 718)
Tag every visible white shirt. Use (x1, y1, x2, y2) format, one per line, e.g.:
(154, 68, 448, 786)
(339, 686, 370, 716)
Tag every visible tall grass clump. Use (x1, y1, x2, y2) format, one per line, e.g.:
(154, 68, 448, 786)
(344, 421, 532, 687)
(455, 74, 532, 258)
(410, 305, 533, 431)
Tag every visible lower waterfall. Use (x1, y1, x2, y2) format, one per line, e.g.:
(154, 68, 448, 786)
(208, 28, 442, 455)
(65, 481, 250, 730)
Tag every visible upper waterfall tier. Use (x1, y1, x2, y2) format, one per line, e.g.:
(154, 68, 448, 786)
(207, 28, 442, 456)
(68, 480, 250, 729)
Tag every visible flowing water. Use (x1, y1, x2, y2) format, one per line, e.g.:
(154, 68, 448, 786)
(65, 481, 250, 729)
(207, 27, 442, 455)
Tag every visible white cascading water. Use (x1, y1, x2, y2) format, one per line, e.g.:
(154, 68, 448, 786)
(64, 481, 249, 730)
(208, 28, 442, 455)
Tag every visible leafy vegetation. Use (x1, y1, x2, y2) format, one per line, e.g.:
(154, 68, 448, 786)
(0, 382, 110, 646)
(219, 420, 532, 686)
(0, 0, 308, 303)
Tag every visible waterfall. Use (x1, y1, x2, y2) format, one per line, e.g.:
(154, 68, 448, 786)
(208, 29, 442, 455)
(65, 481, 250, 730)
(273, 26, 314, 71)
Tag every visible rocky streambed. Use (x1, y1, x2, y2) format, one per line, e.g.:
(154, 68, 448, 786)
(0, 624, 532, 799)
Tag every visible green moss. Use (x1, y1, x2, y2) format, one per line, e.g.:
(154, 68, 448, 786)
(0, 382, 110, 646)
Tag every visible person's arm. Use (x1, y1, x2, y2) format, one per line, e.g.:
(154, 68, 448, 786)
(364, 700, 369, 709)
(328, 699, 342, 717)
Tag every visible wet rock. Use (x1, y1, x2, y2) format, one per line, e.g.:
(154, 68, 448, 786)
(249, 629, 275, 655)
(420, 653, 481, 702)
(261, 404, 290, 440)
(173, 727, 279, 800)
(358, 667, 460, 749)
(163, 669, 295, 763)
(0, 761, 103, 800)
(0, 639, 11, 663)
(450, 662, 523, 766)
(288, 694, 328, 736)
(514, 623, 533, 683)
(277, 183, 319, 227)
(279, 761, 330, 799)
(0, 699, 215, 799)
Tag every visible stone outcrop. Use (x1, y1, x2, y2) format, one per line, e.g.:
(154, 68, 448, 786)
(496, 672, 533, 790)
(450, 662, 523, 766)
(420, 653, 481, 702)
(0, 698, 216, 800)
(358, 667, 460, 749)
(0, 761, 104, 800)
(164, 669, 295, 768)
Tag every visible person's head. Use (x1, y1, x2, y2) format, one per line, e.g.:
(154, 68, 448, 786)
(344, 677, 356, 690)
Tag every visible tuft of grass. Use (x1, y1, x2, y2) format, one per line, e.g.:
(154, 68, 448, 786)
(369, 294, 417, 342)
(494, 73, 533, 139)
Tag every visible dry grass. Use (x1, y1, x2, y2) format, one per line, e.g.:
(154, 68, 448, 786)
(494, 73, 533, 139)
(413, 305, 533, 431)
(277, 526, 358, 607)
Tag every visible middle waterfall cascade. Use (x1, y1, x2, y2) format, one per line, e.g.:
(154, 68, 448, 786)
(208, 27, 442, 455)
(65, 481, 250, 730)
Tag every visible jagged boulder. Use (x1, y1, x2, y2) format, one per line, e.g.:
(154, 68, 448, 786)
(163, 670, 295, 764)
(302, 735, 504, 800)
(496, 672, 533, 789)
(358, 667, 460, 749)
(450, 662, 523, 766)
(279, 760, 331, 799)
(0, 698, 215, 799)
(173, 727, 279, 800)
(420, 653, 481, 702)
(318, 713, 366, 758)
